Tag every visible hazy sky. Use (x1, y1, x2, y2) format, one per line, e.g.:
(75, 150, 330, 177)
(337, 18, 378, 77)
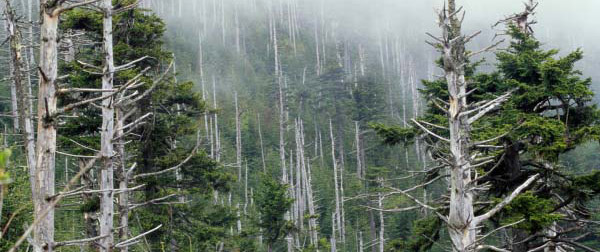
(158, 0, 600, 99)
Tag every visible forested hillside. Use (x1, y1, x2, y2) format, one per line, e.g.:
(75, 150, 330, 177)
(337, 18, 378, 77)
(0, 0, 598, 251)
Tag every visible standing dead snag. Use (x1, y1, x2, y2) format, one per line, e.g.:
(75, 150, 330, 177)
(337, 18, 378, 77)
(34, 1, 100, 251)
(3, 0, 36, 195)
(408, 1, 541, 251)
(494, 0, 538, 35)
(99, 0, 115, 250)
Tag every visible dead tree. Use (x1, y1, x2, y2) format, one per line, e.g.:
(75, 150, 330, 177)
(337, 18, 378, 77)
(494, 0, 538, 35)
(4, 14, 19, 132)
(3, 0, 36, 195)
(407, 1, 540, 251)
(329, 119, 342, 247)
(258, 113, 266, 172)
(34, 1, 100, 251)
(99, 0, 116, 250)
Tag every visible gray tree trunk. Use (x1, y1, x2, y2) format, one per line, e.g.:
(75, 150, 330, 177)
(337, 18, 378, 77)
(99, 0, 116, 250)
(34, 2, 60, 250)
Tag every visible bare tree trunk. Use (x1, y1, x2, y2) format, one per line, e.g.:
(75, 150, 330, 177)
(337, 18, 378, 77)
(329, 120, 342, 245)
(234, 3, 240, 54)
(3, 9, 19, 132)
(355, 121, 362, 178)
(99, 0, 116, 250)
(368, 209, 377, 252)
(377, 179, 385, 252)
(220, 0, 225, 45)
(331, 212, 337, 252)
(212, 76, 220, 162)
(235, 91, 242, 181)
(34, 2, 60, 250)
(4, 0, 36, 191)
(313, 17, 321, 76)
(258, 114, 266, 172)
(116, 107, 129, 252)
(80, 160, 98, 250)
(198, 34, 210, 146)
(294, 120, 304, 232)
(299, 120, 318, 247)
(441, 2, 477, 250)
(359, 231, 364, 252)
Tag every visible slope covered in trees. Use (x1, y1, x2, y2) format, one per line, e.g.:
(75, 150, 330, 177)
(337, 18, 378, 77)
(0, 0, 598, 251)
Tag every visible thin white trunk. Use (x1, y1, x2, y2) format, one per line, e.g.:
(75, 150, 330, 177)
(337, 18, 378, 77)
(235, 92, 242, 181)
(236, 203, 242, 233)
(220, 0, 225, 45)
(99, 0, 115, 250)
(314, 17, 321, 76)
(4, 6, 19, 132)
(331, 212, 337, 252)
(359, 231, 364, 252)
(377, 181, 385, 252)
(300, 120, 318, 247)
(234, 3, 240, 54)
(4, 0, 36, 194)
(329, 120, 342, 244)
(355, 121, 362, 178)
(294, 120, 304, 232)
(212, 76, 220, 162)
(199, 34, 210, 145)
(258, 114, 266, 172)
(116, 107, 129, 252)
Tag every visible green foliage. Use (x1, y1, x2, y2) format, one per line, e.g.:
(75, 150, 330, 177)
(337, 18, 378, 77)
(497, 192, 562, 232)
(574, 171, 600, 195)
(255, 174, 294, 247)
(370, 123, 416, 146)
(386, 216, 441, 252)
(79, 196, 100, 213)
(0, 148, 11, 184)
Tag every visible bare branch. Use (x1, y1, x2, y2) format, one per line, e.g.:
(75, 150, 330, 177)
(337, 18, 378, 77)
(129, 194, 177, 210)
(114, 56, 150, 71)
(133, 145, 198, 179)
(474, 219, 525, 246)
(114, 224, 162, 248)
(467, 89, 515, 124)
(475, 174, 540, 223)
(53, 235, 108, 248)
(467, 39, 505, 58)
(476, 245, 510, 252)
(412, 119, 450, 142)
(54, 0, 101, 15)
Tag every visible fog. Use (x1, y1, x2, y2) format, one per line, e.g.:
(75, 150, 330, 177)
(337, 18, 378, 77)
(152, 0, 600, 101)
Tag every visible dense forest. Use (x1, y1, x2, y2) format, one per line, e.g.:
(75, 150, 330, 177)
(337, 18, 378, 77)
(0, 0, 599, 251)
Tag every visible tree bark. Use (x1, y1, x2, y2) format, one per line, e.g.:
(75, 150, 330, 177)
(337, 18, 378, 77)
(99, 0, 116, 250)
(34, 3, 60, 250)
